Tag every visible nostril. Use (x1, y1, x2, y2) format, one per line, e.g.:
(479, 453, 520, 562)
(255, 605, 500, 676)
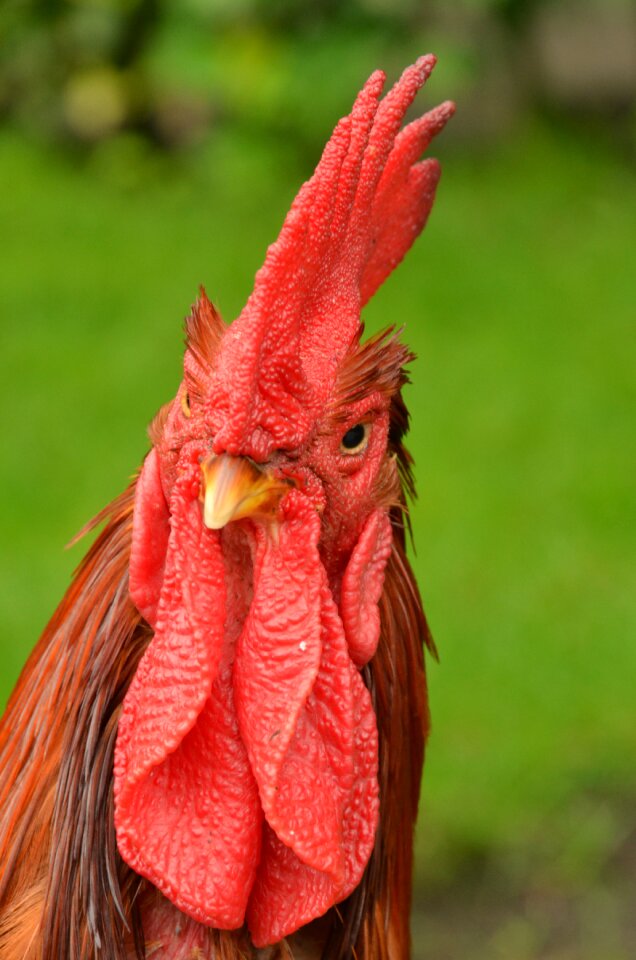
(278, 467, 325, 515)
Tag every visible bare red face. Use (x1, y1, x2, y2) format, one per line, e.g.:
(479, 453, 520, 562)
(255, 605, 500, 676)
(113, 56, 453, 947)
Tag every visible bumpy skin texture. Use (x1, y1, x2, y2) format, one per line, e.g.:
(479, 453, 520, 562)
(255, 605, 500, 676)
(114, 54, 453, 948)
(117, 451, 382, 944)
(207, 56, 454, 462)
(118, 448, 262, 929)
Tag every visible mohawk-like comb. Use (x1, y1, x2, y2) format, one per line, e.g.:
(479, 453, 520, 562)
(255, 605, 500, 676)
(209, 55, 454, 459)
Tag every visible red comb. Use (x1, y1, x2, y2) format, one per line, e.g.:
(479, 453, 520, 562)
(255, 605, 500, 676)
(209, 56, 454, 460)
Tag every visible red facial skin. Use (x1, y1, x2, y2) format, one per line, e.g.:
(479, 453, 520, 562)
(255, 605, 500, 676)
(114, 55, 453, 948)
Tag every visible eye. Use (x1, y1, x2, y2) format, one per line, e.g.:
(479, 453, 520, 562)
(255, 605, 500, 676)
(181, 391, 191, 418)
(340, 422, 369, 455)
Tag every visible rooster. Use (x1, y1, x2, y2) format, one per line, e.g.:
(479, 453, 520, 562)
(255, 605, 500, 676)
(0, 56, 453, 960)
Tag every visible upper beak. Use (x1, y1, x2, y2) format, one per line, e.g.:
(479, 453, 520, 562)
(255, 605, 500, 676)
(201, 454, 294, 530)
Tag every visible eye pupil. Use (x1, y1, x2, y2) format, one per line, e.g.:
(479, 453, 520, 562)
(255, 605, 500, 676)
(341, 423, 365, 450)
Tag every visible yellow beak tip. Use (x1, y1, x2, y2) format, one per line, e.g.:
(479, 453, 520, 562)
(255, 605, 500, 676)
(203, 510, 229, 531)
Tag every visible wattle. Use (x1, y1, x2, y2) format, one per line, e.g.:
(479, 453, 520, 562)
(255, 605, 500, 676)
(115, 447, 389, 946)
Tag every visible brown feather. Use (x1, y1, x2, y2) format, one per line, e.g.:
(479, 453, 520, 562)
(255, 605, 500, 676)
(331, 327, 413, 424)
(184, 287, 226, 404)
(0, 484, 146, 958)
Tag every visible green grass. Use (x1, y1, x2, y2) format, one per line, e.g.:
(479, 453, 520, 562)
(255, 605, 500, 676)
(1, 123, 634, 957)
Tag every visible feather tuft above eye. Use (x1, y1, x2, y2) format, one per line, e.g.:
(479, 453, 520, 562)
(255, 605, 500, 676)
(331, 328, 413, 423)
(183, 287, 225, 404)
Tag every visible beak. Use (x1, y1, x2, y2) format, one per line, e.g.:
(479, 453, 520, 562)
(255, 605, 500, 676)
(201, 454, 294, 530)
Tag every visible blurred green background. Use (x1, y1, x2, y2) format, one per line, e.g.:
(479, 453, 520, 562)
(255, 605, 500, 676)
(1, 1, 635, 958)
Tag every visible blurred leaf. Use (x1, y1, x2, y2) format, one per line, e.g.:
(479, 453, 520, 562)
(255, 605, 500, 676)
(63, 66, 128, 138)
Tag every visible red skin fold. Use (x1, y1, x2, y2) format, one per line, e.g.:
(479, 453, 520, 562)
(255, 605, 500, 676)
(115, 54, 453, 946)
(128, 447, 169, 625)
(234, 495, 335, 877)
(116, 451, 262, 927)
(340, 510, 393, 667)
(117, 472, 381, 943)
(245, 580, 379, 947)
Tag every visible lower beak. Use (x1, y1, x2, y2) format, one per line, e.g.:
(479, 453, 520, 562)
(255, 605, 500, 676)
(201, 454, 293, 530)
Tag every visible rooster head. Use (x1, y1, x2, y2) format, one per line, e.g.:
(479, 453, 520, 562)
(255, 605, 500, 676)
(114, 56, 453, 947)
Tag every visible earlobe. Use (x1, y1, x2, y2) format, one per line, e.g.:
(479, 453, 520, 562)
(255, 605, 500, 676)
(129, 447, 170, 624)
(340, 509, 393, 666)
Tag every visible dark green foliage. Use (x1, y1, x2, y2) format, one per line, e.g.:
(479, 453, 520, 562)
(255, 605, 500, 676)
(2, 0, 633, 156)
